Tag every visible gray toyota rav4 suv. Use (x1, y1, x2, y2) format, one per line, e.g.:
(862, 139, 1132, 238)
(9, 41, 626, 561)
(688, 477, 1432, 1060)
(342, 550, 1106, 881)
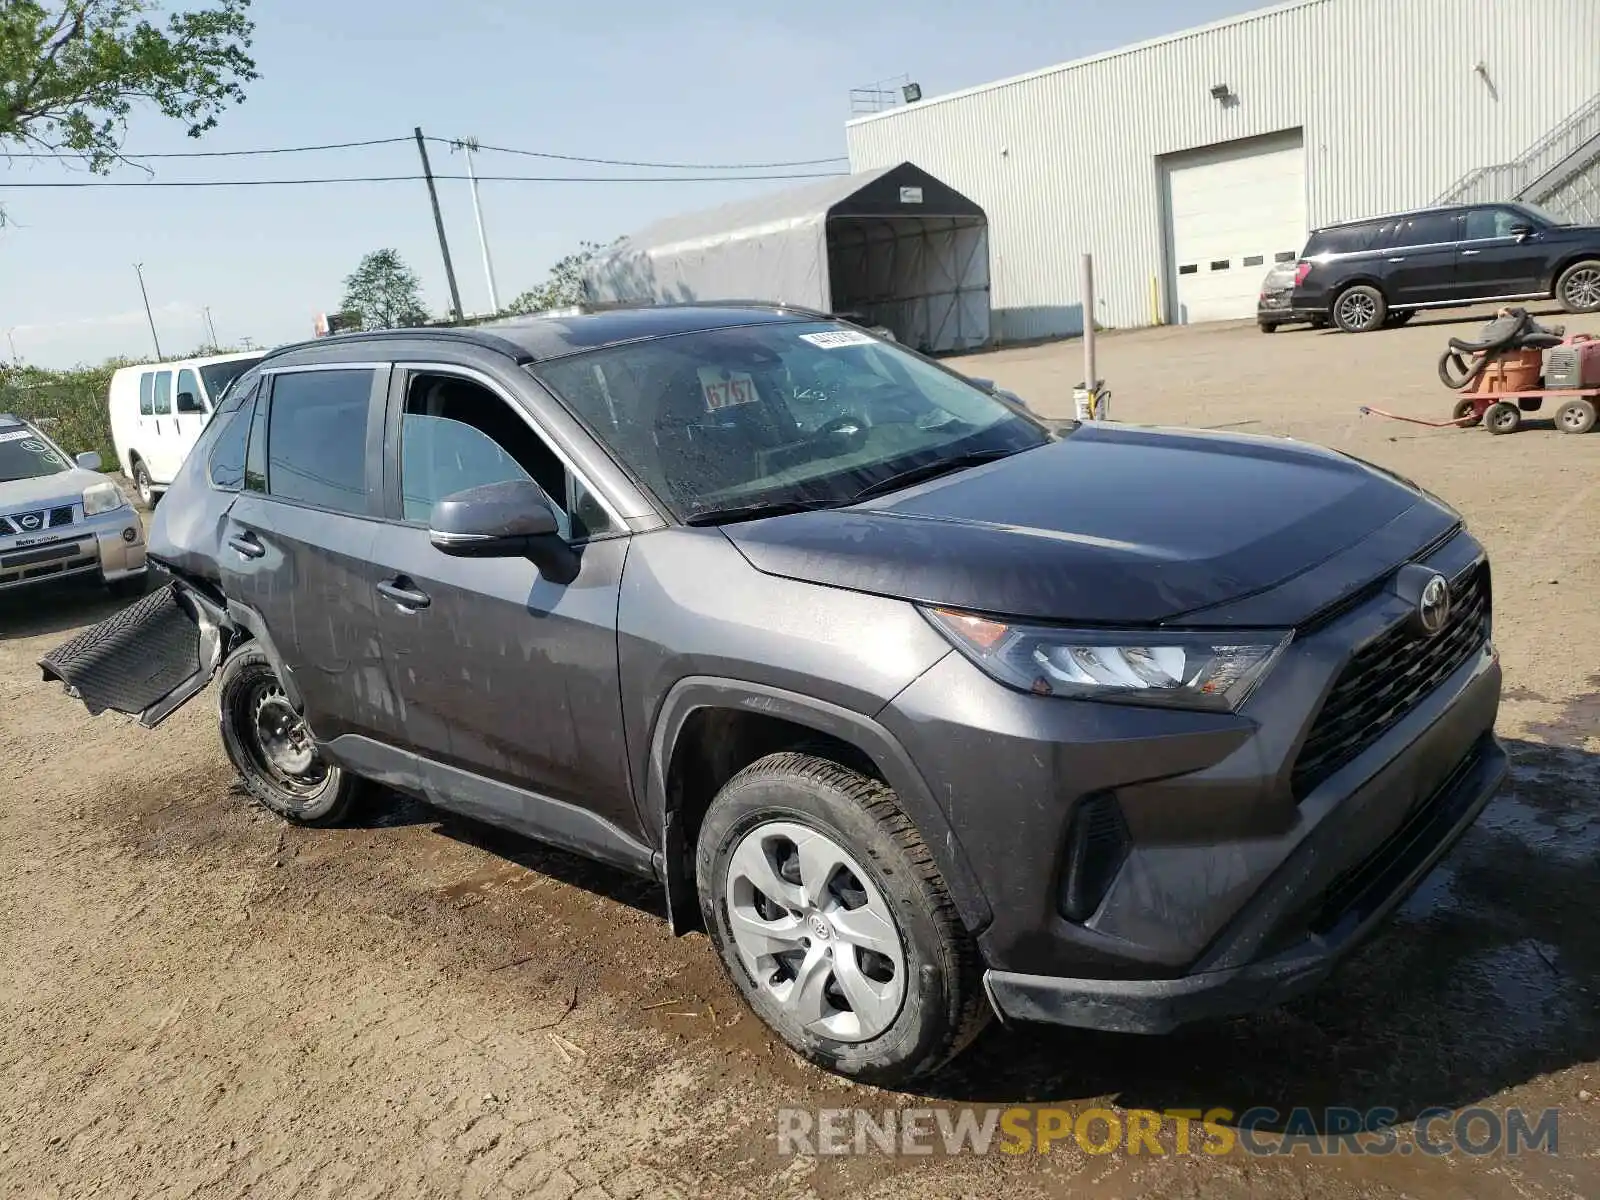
(41, 306, 1505, 1083)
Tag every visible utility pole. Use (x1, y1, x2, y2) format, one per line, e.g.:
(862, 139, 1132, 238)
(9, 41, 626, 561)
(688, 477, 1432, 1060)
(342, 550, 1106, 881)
(239, 336, 257, 351)
(133, 263, 163, 359)
(203, 306, 219, 348)
(414, 126, 464, 322)
(5, 329, 16, 363)
(454, 137, 501, 313)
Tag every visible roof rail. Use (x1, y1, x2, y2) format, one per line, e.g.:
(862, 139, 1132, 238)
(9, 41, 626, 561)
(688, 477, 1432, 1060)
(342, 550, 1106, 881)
(260, 324, 540, 365)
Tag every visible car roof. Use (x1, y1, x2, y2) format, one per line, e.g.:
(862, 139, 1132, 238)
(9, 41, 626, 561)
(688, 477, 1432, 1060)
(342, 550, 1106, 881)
(258, 304, 820, 367)
(1306, 201, 1525, 234)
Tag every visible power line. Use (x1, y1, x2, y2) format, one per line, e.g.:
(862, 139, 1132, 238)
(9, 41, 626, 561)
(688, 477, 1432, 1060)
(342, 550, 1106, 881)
(3, 137, 412, 159)
(434, 139, 848, 170)
(3, 136, 850, 170)
(0, 171, 849, 188)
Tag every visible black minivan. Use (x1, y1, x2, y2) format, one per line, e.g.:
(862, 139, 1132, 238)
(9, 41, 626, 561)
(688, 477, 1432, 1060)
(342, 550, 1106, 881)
(1292, 201, 1600, 332)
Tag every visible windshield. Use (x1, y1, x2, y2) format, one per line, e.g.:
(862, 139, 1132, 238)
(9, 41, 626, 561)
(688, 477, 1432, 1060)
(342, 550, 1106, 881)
(531, 321, 1049, 519)
(0, 427, 70, 483)
(200, 356, 264, 404)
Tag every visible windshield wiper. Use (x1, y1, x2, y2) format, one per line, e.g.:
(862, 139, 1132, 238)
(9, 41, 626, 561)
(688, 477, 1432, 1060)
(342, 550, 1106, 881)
(683, 498, 844, 526)
(847, 448, 1021, 504)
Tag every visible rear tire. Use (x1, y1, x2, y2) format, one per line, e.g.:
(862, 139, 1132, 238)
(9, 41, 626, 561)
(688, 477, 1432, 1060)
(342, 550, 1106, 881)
(1556, 260, 1600, 313)
(1555, 397, 1598, 435)
(1258, 321, 1279, 334)
(1484, 401, 1523, 435)
(696, 752, 989, 1084)
(217, 644, 368, 826)
(1333, 284, 1387, 333)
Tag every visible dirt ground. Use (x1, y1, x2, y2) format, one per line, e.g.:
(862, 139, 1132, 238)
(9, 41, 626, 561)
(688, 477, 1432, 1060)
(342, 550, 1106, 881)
(2, 307, 1597, 1198)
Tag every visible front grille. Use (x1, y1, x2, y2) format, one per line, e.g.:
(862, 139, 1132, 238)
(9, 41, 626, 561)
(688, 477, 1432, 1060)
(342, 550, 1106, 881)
(1291, 564, 1490, 799)
(1, 505, 76, 536)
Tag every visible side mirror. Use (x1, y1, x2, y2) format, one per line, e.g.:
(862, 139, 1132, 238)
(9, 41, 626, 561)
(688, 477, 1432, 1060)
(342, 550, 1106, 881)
(1509, 223, 1533, 241)
(75, 451, 103, 471)
(176, 391, 204, 414)
(429, 479, 563, 558)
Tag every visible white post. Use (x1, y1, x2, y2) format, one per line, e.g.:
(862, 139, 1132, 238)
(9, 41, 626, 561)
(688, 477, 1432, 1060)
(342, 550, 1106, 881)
(462, 142, 501, 314)
(1081, 252, 1096, 393)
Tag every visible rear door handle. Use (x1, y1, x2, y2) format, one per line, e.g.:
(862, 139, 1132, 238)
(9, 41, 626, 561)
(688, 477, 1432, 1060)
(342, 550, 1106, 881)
(377, 578, 431, 610)
(1460, 249, 1481, 256)
(226, 531, 265, 560)
(1386, 256, 1406, 263)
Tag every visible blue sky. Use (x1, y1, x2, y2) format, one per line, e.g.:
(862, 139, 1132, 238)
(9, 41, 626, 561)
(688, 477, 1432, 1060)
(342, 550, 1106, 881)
(2, 0, 1263, 367)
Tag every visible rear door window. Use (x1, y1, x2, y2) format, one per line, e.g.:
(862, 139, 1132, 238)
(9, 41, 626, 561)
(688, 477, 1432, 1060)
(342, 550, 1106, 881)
(262, 369, 375, 514)
(1391, 212, 1461, 248)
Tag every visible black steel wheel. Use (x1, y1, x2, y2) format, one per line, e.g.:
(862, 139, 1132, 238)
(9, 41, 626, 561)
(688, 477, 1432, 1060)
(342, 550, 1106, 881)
(218, 644, 368, 826)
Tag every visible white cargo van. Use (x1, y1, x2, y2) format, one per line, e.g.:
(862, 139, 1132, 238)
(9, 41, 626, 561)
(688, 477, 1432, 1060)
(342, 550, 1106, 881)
(108, 352, 263, 505)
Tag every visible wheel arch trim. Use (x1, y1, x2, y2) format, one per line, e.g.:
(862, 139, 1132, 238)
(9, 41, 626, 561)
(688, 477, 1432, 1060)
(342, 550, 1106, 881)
(647, 675, 993, 937)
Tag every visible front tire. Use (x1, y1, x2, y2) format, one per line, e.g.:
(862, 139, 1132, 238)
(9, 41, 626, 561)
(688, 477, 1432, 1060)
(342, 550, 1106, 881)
(130, 458, 158, 509)
(1556, 259, 1600, 313)
(1333, 284, 1387, 333)
(218, 645, 367, 826)
(696, 752, 988, 1084)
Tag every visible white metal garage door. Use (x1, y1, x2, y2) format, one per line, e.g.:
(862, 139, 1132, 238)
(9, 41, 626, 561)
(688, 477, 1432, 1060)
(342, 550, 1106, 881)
(1164, 132, 1307, 324)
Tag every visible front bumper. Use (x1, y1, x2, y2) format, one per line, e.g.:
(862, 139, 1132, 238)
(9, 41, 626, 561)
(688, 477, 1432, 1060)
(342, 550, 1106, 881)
(880, 528, 1503, 1031)
(0, 505, 146, 592)
(984, 732, 1505, 1032)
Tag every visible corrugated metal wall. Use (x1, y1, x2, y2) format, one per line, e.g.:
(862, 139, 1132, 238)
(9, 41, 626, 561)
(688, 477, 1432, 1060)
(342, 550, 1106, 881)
(845, 0, 1600, 341)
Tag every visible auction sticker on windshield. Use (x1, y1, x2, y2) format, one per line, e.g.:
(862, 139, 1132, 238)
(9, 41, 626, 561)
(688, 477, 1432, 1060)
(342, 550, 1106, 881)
(800, 330, 876, 349)
(0, 429, 38, 444)
(698, 367, 760, 411)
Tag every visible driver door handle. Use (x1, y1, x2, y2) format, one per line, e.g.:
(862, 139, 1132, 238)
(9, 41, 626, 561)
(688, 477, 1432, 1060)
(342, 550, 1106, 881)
(227, 531, 265, 560)
(1460, 249, 1482, 256)
(377, 578, 431, 610)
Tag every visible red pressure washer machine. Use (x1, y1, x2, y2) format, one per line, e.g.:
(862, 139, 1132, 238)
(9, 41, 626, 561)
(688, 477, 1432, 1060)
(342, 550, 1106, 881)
(1361, 307, 1600, 435)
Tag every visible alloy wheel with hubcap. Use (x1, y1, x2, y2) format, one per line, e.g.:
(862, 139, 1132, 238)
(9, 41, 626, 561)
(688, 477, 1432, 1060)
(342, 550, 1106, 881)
(724, 819, 906, 1043)
(696, 752, 988, 1084)
(132, 461, 155, 508)
(1334, 285, 1385, 333)
(1558, 262, 1600, 312)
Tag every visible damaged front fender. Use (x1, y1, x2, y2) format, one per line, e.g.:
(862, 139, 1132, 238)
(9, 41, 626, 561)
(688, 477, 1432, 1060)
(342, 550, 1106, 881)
(39, 580, 233, 728)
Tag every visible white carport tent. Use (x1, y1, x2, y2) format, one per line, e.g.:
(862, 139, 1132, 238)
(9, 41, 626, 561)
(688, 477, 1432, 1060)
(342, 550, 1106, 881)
(584, 163, 991, 353)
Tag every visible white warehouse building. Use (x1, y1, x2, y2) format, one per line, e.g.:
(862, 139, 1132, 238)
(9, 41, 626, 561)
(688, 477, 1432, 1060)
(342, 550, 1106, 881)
(845, 0, 1600, 341)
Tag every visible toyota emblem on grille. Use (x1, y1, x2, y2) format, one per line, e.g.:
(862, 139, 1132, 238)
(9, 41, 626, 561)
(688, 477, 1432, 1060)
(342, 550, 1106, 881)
(1417, 574, 1450, 636)
(17, 513, 40, 530)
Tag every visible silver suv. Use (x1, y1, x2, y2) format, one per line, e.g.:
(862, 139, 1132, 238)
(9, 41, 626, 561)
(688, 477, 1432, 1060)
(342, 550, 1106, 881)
(0, 413, 146, 597)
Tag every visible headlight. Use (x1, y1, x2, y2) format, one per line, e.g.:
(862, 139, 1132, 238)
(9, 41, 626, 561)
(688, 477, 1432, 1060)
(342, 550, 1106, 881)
(922, 606, 1291, 712)
(82, 481, 130, 516)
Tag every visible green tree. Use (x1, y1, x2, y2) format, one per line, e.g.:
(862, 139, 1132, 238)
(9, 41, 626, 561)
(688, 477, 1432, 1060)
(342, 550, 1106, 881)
(340, 249, 429, 331)
(0, 1, 257, 171)
(504, 239, 609, 315)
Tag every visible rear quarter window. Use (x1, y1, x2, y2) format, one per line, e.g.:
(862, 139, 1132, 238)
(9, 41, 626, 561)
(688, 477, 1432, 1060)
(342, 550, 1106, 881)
(1305, 222, 1384, 256)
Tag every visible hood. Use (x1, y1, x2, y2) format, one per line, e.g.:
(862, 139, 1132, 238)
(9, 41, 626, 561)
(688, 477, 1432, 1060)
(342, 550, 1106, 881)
(0, 468, 107, 511)
(722, 424, 1457, 626)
